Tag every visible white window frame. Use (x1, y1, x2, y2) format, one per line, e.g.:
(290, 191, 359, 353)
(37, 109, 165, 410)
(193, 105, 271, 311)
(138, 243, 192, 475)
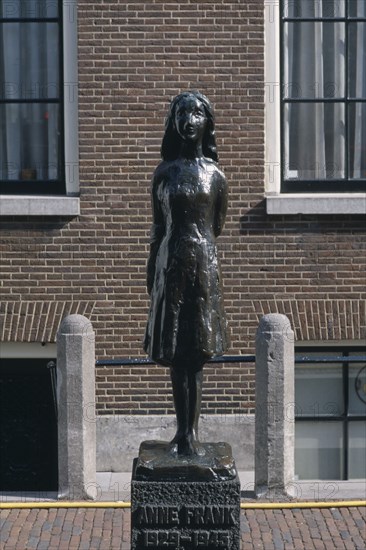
(264, 1, 366, 215)
(0, 0, 79, 217)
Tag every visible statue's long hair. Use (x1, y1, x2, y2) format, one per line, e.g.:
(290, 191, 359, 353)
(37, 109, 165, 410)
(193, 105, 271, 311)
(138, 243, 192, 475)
(161, 91, 218, 162)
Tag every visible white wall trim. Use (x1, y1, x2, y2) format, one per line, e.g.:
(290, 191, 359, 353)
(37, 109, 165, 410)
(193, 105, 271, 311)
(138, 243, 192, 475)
(0, 342, 57, 358)
(63, 0, 79, 197)
(0, 195, 80, 216)
(296, 340, 366, 348)
(264, 0, 281, 195)
(266, 193, 366, 215)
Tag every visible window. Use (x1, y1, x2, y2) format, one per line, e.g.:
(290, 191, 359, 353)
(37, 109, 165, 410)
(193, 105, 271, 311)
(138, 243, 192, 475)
(282, 0, 366, 193)
(0, 0, 63, 194)
(295, 347, 366, 480)
(265, 0, 366, 214)
(0, 0, 79, 216)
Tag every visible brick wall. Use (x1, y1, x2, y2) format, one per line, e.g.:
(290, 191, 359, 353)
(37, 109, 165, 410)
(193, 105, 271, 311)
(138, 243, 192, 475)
(1, 0, 365, 415)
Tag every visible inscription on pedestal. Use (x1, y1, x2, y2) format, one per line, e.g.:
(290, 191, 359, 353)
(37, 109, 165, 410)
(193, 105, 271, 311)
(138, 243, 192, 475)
(132, 498, 240, 550)
(136, 505, 236, 526)
(142, 529, 231, 548)
(134, 505, 237, 547)
(131, 443, 241, 550)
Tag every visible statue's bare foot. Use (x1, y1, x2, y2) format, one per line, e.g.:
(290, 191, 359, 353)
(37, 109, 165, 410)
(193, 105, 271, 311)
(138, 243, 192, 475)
(170, 432, 205, 457)
(170, 430, 185, 446)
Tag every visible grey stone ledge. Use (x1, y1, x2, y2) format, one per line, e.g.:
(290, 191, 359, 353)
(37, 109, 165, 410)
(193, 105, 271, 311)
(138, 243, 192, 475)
(266, 193, 366, 215)
(96, 414, 255, 472)
(0, 195, 80, 216)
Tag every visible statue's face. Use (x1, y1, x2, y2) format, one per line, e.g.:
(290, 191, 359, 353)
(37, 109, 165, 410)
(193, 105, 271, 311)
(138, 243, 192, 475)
(174, 96, 207, 143)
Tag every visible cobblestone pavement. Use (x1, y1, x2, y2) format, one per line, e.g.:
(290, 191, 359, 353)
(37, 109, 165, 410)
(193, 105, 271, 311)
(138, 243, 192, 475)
(0, 507, 365, 550)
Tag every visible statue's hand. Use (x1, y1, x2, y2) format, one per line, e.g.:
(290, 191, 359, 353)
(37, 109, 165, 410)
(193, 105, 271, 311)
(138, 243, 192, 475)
(147, 274, 153, 295)
(147, 253, 156, 295)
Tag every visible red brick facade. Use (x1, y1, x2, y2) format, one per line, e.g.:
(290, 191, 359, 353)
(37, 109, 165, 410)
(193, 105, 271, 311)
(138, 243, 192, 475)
(1, 1, 365, 415)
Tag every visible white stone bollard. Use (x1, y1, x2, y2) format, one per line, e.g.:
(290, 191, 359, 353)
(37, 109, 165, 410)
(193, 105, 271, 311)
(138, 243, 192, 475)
(255, 314, 295, 497)
(57, 314, 97, 500)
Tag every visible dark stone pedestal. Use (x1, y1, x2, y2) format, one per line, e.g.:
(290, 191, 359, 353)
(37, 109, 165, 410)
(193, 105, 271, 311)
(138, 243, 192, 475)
(131, 441, 241, 550)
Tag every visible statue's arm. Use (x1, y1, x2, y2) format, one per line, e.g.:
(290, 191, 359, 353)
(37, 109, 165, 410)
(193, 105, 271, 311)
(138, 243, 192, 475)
(147, 169, 165, 295)
(213, 171, 228, 238)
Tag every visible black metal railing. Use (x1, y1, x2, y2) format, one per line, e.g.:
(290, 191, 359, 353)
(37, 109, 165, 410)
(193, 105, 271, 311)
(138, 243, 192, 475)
(95, 354, 366, 367)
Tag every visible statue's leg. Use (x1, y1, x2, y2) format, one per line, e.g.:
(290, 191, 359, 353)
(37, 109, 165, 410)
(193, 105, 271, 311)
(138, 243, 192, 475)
(188, 368, 203, 442)
(170, 367, 189, 446)
(170, 364, 204, 456)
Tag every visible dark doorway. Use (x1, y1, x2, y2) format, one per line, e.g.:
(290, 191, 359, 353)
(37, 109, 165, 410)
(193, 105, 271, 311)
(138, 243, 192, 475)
(0, 358, 58, 491)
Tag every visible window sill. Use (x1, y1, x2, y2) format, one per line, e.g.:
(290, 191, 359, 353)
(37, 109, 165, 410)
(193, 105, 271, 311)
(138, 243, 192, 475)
(266, 194, 366, 215)
(0, 195, 80, 216)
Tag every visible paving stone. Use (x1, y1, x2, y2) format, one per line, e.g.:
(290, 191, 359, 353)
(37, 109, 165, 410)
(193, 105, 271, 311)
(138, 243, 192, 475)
(0, 506, 365, 549)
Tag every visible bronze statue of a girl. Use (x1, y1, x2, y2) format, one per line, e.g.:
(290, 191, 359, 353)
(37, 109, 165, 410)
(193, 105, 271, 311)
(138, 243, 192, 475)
(144, 91, 229, 456)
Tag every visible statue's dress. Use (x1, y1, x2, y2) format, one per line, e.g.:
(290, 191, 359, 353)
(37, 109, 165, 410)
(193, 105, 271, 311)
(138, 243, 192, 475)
(144, 158, 229, 369)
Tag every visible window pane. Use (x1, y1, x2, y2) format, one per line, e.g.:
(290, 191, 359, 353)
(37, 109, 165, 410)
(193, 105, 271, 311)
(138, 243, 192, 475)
(0, 103, 60, 181)
(348, 422, 366, 479)
(349, 365, 366, 415)
(284, 103, 345, 180)
(0, 0, 58, 19)
(348, 23, 366, 98)
(295, 422, 343, 480)
(284, 23, 345, 99)
(349, 0, 366, 17)
(0, 23, 59, 99)
(349, 103, 366, 179)
(296, 365, 344, 417)
(283, 0, 345, 18)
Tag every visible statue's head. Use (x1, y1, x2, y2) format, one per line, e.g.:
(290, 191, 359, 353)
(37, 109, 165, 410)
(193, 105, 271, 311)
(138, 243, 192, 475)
(161, 91, 218, 162)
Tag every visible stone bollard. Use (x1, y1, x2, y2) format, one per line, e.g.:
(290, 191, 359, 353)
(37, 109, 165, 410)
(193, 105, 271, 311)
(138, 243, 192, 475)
(57, 314, 97, 500)
(255, 314, 295, 497)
